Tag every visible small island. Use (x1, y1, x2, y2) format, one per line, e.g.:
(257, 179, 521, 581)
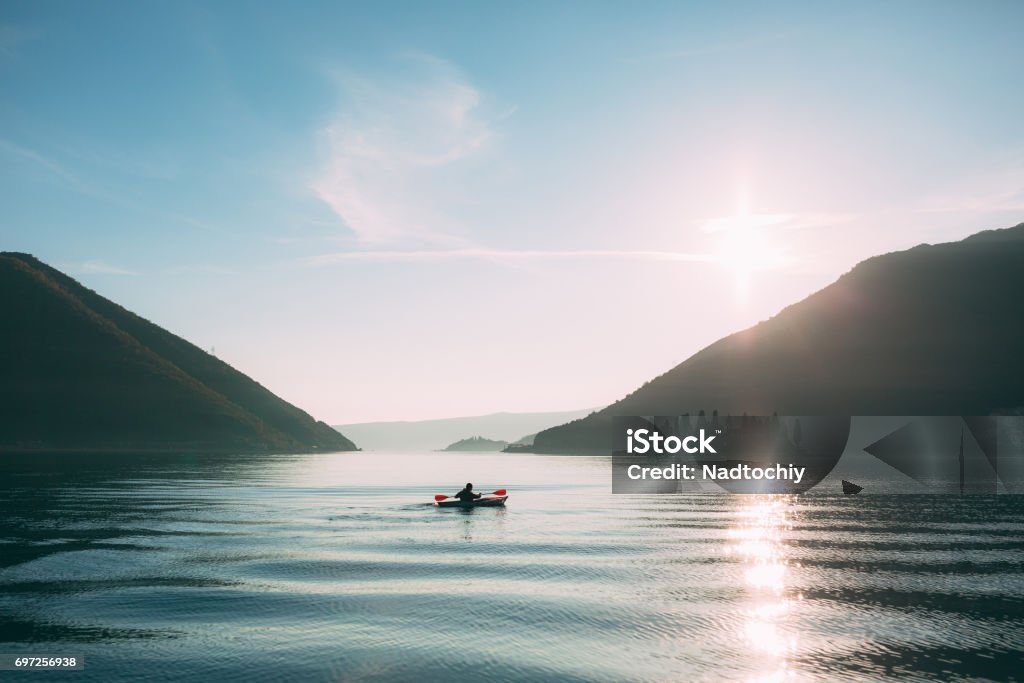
(439, 436, 509, 452)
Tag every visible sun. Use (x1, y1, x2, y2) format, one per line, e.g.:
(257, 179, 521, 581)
(706, 212, 792, 301)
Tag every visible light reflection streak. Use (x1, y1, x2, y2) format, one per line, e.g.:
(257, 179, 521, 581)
(726, 495, 800, 682)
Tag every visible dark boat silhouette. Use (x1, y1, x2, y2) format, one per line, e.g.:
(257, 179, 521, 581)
(842, 480, 863, 495)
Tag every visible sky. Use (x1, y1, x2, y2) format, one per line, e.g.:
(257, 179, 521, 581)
(3, 1, 1024, 423)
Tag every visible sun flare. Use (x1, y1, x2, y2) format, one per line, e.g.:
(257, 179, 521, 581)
(704, 212, 793, 300)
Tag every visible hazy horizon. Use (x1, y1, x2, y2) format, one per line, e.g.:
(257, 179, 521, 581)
(4, 2, 1024, 423)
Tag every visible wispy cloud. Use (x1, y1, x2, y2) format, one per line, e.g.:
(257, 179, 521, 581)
(1, 138, 239, 236)
(699, 212, 853, 234)
(912, 162, 1024, 215)
(693, 211, 859, 276)
(161, 264, 238, 276)
(313, 54, 495, 246)
(0, 139, 82, 187)
(0, 138, 136, 208)
(304, 248, 716, 266)
(63, 260, 139, 276)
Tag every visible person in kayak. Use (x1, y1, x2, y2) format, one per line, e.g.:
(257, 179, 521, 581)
(453, 483, 482, 503)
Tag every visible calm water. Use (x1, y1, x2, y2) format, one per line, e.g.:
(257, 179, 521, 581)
(1, 452, 1022, 682)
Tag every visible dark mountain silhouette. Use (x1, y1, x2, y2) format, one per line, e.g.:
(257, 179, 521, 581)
(533, 222, 1024, 454)
(0, 253, 356, 454)
(334, 408, 596, 451)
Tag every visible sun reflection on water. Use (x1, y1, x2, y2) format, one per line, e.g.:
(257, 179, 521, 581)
(726, 496, 800, 682)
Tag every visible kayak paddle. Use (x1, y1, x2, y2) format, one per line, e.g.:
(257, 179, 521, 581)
(434, 489, 506, 502)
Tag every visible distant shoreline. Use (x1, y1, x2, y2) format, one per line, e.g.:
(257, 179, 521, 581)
(0, 446, 362, 456)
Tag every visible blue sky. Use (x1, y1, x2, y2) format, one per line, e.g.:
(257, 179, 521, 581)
(3, 1, 1024, 422)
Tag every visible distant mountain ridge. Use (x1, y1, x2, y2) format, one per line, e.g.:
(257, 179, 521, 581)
(335, 408, 597, 451)
(533, 223, 1024, 454)
(439, 436, 509, 452)
(0, 253, 356, 454)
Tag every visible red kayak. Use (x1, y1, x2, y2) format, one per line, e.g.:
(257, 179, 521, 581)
(434, 495, 508, 508)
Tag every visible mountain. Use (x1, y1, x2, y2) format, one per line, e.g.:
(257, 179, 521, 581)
(439, 436, 509, 452)
(335, 408, 597, 451)
(0, 253, 356, 454)
(533, 223, 1024, 454)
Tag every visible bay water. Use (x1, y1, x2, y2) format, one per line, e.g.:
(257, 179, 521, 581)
(1, 452, 1022, 681)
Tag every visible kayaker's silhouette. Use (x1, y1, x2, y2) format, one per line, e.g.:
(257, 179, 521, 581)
(453, 483, 482, 503)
